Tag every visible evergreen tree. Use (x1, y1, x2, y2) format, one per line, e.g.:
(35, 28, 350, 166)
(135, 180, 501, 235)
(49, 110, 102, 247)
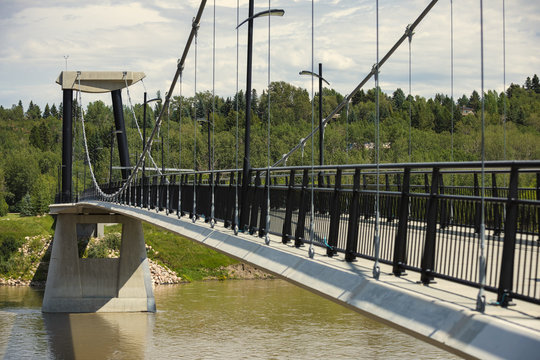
(43, 104, 51, 118)
(26, 101, 41, 120)
(50, 104, 58, 118)
(392, 88, 406, 110)
(531, 74, 540, 93)
(468, 91, 481, 112)
(19, 193, 33, 216)
(525, 76, 532, 90)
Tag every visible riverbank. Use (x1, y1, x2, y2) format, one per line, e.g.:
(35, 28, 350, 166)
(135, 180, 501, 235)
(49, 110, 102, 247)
(0, 214, 272, 287)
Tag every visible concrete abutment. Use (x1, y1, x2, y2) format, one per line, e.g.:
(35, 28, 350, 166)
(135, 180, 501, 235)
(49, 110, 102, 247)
(43, 209, 155, 313)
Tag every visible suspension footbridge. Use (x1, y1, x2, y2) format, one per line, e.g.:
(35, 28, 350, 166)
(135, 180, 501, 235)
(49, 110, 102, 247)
(44, 0, 539, 358)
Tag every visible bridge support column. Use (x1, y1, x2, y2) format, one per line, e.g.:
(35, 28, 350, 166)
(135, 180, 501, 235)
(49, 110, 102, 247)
(43, 213, 155, 313)
(111, 89, 131, 182)
(61, 89, 73, 203)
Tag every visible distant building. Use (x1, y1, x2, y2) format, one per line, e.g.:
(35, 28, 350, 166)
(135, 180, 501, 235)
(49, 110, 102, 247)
(363, 142, 391, 150)
(461, 106, 475, 116)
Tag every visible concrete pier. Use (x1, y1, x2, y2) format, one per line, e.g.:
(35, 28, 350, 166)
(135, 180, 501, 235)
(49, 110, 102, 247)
(43, 206, 155, 313)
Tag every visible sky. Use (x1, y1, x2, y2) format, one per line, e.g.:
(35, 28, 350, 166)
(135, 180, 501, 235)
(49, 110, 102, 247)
(0, 0, 539, 110)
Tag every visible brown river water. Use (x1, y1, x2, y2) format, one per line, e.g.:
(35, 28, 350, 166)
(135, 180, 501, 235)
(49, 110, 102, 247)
(0, 280, 457, 359)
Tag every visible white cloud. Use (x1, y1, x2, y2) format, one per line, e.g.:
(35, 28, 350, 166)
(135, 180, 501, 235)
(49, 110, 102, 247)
(0, 0, 538, 109)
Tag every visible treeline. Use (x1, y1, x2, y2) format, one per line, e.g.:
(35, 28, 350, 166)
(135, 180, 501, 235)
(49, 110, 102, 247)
(0, 75, 539, 215)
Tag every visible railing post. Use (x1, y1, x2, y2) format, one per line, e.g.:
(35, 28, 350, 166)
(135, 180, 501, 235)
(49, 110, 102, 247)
(497, 166, 519, 307)
(249, 171, 261, 235)
(345, 168, 361, 262)
(393, 167, 410, 276)
(282, 169, 295, 244)
(327, 168, 342, 257)
(421, 167, 440, 285)
(474, 173, 481, 233)
(294, 169, 309, 248)
(258, 171, 269, 238)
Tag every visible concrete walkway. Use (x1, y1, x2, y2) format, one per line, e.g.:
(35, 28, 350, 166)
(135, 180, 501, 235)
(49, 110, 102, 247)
(65, 201, 539, 359)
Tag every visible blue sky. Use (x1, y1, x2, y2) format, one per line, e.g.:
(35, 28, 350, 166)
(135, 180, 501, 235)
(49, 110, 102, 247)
(0, 0, 538, 109)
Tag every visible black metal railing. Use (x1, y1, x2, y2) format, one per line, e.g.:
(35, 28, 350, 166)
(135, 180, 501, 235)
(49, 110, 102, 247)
(79, 160, 540, 306)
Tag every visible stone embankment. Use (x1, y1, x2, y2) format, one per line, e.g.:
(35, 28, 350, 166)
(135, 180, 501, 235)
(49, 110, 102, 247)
(219, 263, 274, 280)
(1, 236, 272, 287)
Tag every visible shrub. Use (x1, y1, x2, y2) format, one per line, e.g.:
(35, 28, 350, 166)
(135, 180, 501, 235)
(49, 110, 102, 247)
(0, 235, 21, 260)
(19, 194, 34, 217)
(0, 197, 8, 217)
(85, 240, 108, 258)
(103, 232, 121, 251)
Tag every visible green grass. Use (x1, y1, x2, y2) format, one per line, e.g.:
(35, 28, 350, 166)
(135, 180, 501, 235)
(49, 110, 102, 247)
(0, 213, 55, 240)
(105, 223, 239, 282)
(0, 214, 238, 282)
(0, 214, 55, 279)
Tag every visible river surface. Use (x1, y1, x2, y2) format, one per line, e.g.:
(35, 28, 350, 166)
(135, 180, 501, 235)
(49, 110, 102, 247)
(0, 280, 457, 359)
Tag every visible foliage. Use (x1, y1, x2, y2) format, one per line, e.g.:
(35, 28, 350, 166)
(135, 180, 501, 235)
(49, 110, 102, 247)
(19, 194, 33, 217)
(0, 197, 8, 217)
(131, 223, 237, 281)
(103, 232, 121, 251)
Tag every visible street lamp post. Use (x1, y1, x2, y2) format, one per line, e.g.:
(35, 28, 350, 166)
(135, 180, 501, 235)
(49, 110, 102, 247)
(238, 2, 284, 231)
(299, 63, 330, 167)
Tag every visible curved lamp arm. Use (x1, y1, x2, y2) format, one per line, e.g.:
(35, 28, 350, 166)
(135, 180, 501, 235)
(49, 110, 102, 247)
(236, 9, 285, 29)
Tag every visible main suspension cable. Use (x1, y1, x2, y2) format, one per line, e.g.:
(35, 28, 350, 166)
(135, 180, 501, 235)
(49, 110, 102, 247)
(273, 0, 439, 168)
(78, 74, 136, 199)
(123, 75, 162, 175)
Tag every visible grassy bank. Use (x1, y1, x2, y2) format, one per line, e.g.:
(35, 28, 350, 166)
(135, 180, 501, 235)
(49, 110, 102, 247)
(0, 214, 239, 283)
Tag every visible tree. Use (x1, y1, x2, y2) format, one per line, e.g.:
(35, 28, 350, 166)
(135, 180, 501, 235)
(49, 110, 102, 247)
(30, 175, 53, 215)
(525, 76, 532, 90)
(392, 88, 406, 110)
(50, 104, 58, 118)
(532, 74, 540, 94)
(26, 101, 41, 120)
(457, 95, 468, 107)
(468, 91, 481, 112)
(4, 150, 39, 206)
(19, 193, 33, 216)
(43, 104, 51, 118)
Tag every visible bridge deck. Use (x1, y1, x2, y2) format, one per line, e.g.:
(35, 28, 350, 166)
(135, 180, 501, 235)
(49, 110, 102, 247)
(51, 201, 540, 359)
